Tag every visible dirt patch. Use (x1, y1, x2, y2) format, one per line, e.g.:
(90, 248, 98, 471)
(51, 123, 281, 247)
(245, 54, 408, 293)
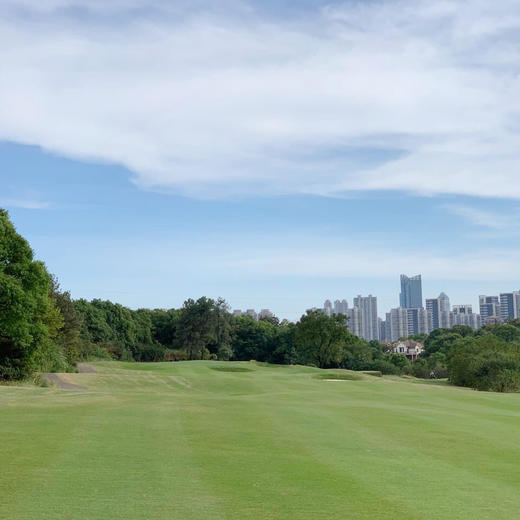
(44, 373, 86, 391)
(77, 363, 96, 373)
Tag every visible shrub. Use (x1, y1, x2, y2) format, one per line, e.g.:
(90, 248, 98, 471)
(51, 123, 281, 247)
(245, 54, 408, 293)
(448, 336, 520, 392)
(411, 358, 430, 379)
(369, 359, 401, 375)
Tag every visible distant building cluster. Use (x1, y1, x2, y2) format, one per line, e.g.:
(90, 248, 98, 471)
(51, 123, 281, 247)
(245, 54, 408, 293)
(317, 274, 520, 343)
(232, 308, 274, 321)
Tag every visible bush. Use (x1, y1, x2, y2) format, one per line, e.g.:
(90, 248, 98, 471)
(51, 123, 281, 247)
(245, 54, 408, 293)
(133, 343, 166, 362)
(33, 340, 71, 373)
(448, 336, 520, 392)
(411, 358, 430, 378)
(78, 342, 113, 361)
(369, 359, 401, 375)
(164, 349, 188, 362)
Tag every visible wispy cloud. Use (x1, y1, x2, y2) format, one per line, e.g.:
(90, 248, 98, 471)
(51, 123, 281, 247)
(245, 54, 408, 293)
(1, 0, 520, 198)
(0, 198, 52, 210)
(223, 244, 520, 282)
(442, 204, 520, 230)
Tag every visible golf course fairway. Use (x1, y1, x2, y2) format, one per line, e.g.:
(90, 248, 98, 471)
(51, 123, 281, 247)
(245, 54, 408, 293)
(1, 361, 519, 519)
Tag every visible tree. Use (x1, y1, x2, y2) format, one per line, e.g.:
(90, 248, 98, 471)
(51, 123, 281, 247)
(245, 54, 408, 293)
(50, 276, 83, 365)
(270, 321, 297, 365)
(294, 311, 349, 368)
(150, 309, 181, 348)
(485, 324, 520, 343)
(448, 336, 520, 392)
(211, 297, 233, 360)
(424, 329, 462, 356)
(176, 297, 216, 360)
(231, 315, 276, 361)
(0, 209, 55, 379)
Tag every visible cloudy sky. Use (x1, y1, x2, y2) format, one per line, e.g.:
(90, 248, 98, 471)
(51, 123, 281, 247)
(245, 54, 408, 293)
(1, 0, 519, 319)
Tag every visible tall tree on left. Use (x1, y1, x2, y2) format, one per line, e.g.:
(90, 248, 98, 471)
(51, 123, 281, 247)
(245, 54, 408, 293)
(0, 209, 55, 380)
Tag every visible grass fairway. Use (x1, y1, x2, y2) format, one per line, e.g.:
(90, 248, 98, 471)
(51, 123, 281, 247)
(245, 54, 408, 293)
(1, 362, 520, 519)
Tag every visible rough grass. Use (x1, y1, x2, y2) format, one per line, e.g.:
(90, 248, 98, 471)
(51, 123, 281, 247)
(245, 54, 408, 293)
(1, 361, 520, 519)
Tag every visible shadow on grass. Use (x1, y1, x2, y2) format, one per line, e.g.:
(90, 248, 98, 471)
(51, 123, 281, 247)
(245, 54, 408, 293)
(209, 366, 255, 373)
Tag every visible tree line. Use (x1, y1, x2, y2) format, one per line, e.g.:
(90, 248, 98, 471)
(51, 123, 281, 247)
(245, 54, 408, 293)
(0, 209, 404, 380)
(2, 208, 520, 392)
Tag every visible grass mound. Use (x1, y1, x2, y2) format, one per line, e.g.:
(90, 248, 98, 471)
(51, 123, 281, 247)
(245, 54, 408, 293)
(362, 370, 383, 377)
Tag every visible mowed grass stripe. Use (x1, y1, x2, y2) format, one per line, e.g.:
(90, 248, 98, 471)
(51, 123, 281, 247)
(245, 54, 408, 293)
(1, 361, 520, 519)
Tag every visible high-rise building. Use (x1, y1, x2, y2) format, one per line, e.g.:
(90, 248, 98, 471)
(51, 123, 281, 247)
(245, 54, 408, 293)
(451, 310, 481, 329)
(426, 293, 451, 331)
(333, 299, 349, 315)
(500, 292, 520, 321)
(346, 307, 362, 338)
(426, 298, 440, 331)
(258, 309, 274, 320)
(479, 295, 501, 324)
(323, 300, 333, 317)
(386, 308, 409, 342)
(379, 318, 387, 343)
(406, 308, 430, 336)
(438, 292, 450, 313)
(439, 310, 452, 329)
(400, 274, 423, 309)
(452, 304, 473, 315)
(353, 295, 379, 341)
(450, 304, 481, 329)
(246, 309, 258, 320)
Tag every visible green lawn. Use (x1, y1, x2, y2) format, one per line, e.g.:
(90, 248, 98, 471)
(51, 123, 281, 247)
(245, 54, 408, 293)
(1, 361, 520, 519)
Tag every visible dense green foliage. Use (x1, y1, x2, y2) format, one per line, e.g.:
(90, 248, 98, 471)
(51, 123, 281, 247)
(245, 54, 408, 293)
(3, 208, 520, 392)
(0, 210, 57, 379)
(420, 322, 520, 391)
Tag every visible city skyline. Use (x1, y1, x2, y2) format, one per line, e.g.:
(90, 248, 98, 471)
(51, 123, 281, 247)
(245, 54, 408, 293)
(319, 273, 519, 342)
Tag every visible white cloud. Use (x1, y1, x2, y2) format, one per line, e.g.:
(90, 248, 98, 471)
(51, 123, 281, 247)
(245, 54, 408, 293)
(224, 243, 520, 282)
(1, 0, 520, 198)
(443, 204, 520, 230)
(0, 198, 52, 210)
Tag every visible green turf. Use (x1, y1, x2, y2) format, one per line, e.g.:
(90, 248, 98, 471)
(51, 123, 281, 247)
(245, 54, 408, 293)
(1, 361, 520, 519)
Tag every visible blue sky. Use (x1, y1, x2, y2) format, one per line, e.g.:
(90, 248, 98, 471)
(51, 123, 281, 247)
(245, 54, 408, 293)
(1, 0, 520, 319)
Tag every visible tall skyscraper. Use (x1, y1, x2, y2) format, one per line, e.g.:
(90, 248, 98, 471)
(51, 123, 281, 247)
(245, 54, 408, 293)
(353, 295, 379, 341)
(399, 274, 423, 309)
(438, 292, 450, 313)
(452, 304, 473, 315)
(479, 295, 501, 324)
(323, 300, 333, 317)
(385, 308, 409, 342)
(500, 292, 520, 321)
(426, 295, 452, 331)
(346, 307, 362, 338)
(426, 298, 440, 331)
(406, 308, 430, 336)
(333, 299, 349, 315)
